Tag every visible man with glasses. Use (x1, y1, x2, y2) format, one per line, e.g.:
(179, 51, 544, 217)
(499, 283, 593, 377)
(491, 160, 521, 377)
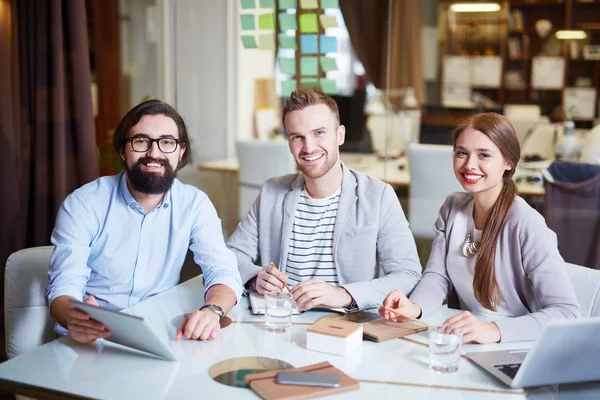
(46, 100, 242, 343)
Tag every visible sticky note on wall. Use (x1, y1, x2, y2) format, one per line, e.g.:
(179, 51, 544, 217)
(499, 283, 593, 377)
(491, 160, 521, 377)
(279, 58, 296, 75)
(301, 57, 318, 76)
(278, 13, 297, 30)
(319, 15, 337, 29)
(281, 80, 297, 97)
(241, 14, 255, 30)
(279, 34, 297, 49)
(320, 79, 338, 94)
(320, 56, 337, 72)
(299, 14, 318, 33)
(259, 34, 275, 50)
(300, 34, 318, 54)
(278, 0, 296, 8)
(241, 0, 255, 9)
(241, 36, 258, 48)
(301, 78, 319, 88)
(258, 13, 275, 30)
(320, 35, 337, 53)
(259, 0, 275, 7)
(300, 0, 318, 9)
(321, 0, 339, 9)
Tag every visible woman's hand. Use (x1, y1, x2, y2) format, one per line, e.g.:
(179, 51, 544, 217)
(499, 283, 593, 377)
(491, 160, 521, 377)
(378, 290, 421, 322)
(441, 311, 501, 344)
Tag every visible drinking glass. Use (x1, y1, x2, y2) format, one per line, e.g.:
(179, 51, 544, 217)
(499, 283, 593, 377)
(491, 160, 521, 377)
(264, 292, 293, 333)
(429, 327, 463, 373)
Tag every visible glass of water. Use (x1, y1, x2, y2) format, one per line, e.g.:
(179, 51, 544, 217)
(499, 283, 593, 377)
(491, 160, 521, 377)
(264, 292, 293, 333)
(429, 327, 463, 373)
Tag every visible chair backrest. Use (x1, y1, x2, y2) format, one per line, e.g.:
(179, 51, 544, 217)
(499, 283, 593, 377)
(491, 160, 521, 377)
(564, 262, 600, 318)
(236, 140, 296, 220)
(408, 143, 464, 239)
(4, 246, 55, 359)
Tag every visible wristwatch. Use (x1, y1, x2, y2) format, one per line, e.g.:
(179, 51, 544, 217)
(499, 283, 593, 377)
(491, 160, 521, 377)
(200, 304, 225, 320)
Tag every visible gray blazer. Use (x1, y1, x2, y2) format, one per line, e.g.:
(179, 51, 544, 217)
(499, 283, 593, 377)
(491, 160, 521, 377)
(226, 164, 422, 310)
(410, 192, 581, 342)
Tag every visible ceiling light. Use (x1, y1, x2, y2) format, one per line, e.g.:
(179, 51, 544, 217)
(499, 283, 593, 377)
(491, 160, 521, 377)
(449, 3, 501, 12)
(555, 30, 587, 40)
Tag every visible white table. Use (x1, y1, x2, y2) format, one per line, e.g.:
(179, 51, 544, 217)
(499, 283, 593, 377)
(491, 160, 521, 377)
(0, 277, 594, 399)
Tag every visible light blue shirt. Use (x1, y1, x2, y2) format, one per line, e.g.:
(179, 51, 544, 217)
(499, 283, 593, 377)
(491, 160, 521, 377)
(45, 173, 242, 315)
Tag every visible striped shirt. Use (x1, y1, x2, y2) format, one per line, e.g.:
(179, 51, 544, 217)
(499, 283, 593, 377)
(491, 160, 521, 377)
(286, 188, 340, 287)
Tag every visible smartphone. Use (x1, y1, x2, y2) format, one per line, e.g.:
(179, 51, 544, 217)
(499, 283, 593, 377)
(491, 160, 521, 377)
(275, 371, 341, 388)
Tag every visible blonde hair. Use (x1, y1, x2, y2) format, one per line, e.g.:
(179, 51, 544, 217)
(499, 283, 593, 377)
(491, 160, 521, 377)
(282, 88, 340, 127)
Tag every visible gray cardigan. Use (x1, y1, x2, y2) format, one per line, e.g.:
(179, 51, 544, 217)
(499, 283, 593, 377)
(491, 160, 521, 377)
(226, 164, 422, 310)
(410, 192, 581, 342)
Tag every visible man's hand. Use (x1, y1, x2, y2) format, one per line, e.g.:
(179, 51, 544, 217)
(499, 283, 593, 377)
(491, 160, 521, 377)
(251, 265, 289, 294)
(176, 308, 221, 341)
(290, 279, 352, 311)
(441, 311, 501, 344)
(65, 295, 111, 344)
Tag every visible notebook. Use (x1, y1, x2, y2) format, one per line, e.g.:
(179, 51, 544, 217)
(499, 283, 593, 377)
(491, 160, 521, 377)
(245, 361, 359, 400)
(361, 319, 428, 342)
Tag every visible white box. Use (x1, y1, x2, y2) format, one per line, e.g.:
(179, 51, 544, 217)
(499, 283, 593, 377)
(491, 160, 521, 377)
(306, 319, 363, 356)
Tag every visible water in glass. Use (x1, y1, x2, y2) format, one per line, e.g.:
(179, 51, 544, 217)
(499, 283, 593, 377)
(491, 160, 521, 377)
(429, 328, 462, 373)
(264, 292, 293, 333)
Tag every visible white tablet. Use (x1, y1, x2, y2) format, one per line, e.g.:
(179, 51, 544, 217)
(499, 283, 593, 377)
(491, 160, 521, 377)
(69, 299, 177, 361)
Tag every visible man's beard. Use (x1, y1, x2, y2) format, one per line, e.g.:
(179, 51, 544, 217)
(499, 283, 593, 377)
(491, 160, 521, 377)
(126, 157, 176, 194)
(297, 151, 338, 179)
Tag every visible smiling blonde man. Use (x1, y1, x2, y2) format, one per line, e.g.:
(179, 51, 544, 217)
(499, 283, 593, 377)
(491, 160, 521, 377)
(46, 100, 242, 343)
(227, 89, 421, 312)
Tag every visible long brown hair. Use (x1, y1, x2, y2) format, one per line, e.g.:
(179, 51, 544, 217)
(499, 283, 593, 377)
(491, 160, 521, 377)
(452, 113, 521, 311)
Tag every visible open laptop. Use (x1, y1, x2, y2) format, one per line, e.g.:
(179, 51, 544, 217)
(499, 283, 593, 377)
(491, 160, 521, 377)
(69, 299, 177, 361)
(466, 318, 600, 388)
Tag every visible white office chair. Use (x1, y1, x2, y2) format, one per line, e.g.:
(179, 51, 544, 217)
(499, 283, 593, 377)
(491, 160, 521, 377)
(236, 140, 296, 220)
(408, 143, 464, 240)
(4, 246, 55, 359)
(564, 262, 600, 318)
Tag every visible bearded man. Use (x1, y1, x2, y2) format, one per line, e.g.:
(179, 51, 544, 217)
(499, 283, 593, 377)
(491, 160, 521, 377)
(46, 100, 242, 343)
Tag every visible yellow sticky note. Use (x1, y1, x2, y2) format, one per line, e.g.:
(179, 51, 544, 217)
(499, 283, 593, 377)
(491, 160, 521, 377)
(258, 34, 275, 50)
(300, 0, 318, 9)
(319, 15, 337, 29)
(299, 14, 318, 33)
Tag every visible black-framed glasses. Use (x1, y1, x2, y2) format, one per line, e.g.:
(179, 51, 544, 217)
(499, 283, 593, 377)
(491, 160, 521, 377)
(127, 136, 181, 153)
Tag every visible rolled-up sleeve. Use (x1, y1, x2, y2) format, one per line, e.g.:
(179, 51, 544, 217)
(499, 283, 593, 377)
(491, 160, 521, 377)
(45, 193, 94, 308)
(190, 196, 243, 303)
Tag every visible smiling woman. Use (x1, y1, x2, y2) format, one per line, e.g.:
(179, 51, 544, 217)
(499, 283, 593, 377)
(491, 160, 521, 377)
(380, 112, 581, 344)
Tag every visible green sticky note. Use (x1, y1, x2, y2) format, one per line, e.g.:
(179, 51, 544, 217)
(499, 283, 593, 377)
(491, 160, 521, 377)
(301, 78, 319, 88)
(300, 0, 318, 9)
(278, 13, 297, 30)
(241, 0, 255, 9)
(240, 15, 255, 30)
(320, 56, 337, 72)
(278, 0, 296, 8)
(258, 13, 275, 30)
(320, 78, 338, 94)
(279, 58, 296, 75)
(319, 15, 337, 29)
(299, 13, 318, 33)
(321, 0, 339, 9)
(259, 0, 275, 7)
(241, 35, 258, 48)
(278, 33, 297, 49)
(301, 57, 318, 76)
(281, 80, 298, 97)
(258, 34, 275, 50)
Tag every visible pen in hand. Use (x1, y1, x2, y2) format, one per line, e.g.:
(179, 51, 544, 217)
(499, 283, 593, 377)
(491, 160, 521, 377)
(270, 262, 292, 292)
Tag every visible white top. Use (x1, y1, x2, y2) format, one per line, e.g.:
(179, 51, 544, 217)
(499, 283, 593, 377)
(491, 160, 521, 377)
(286, 188, 340, 286)
(447, 200, 514, 317)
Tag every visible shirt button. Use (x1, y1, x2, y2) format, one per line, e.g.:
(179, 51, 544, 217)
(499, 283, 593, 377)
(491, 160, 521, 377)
(163, 203, 169, 209)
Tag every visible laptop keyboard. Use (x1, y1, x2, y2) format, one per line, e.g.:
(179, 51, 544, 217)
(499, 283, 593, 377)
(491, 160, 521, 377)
(495, 363, 522, 379)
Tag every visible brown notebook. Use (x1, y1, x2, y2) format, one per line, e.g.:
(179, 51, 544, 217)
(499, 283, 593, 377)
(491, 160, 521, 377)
(362, 319, 428, 342)
(244, 361, 359, 400)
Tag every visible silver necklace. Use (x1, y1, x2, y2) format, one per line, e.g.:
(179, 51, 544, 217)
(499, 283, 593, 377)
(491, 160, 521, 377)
(462, 218, 481, 258)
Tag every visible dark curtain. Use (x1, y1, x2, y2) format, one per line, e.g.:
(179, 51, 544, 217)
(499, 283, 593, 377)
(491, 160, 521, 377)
(0, 0, 98, 359)
(340, 0, 426, 108)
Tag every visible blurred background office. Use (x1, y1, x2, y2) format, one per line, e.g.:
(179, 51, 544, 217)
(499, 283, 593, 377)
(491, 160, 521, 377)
(1, 0, 600, 364)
